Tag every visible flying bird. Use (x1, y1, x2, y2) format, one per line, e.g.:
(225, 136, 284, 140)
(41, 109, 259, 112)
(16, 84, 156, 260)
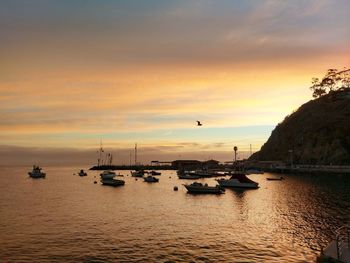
(196, 121, 202, 126)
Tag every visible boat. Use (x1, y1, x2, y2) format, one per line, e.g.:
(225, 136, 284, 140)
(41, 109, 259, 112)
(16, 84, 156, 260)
(178, 174, 201, 179)
(78, 169, 87, 176)
(131, 170, 145, 177)
(188, 169, 215, 178)
(183, 182, 224, 194)
(100, 170, 116, 179)
(28, 165, 46, 178)
(143, 176, 159, 183)
(318, 226, 350, 263)
(101, 178, 125, 186)
(216, 172, 259, 189)
(266, 177, 284, 181)
(149, 170, 161, 176)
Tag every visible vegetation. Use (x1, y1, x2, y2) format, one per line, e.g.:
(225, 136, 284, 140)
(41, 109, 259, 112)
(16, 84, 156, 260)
(250, 69, 350, 165)
(310, 68, 350, 98)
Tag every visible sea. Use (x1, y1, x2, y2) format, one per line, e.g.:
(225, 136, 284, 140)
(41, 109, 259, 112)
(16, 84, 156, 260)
(1, 165, 350, 262)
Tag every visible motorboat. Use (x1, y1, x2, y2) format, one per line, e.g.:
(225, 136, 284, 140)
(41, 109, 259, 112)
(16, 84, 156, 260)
(149, 170, 161, 176)
(178, 174, 201, 179)
(143, 176, 159, 183)
(78, 169, 87, 176)
(131, 170, 145, 177)
(188, 169, 215, 178)
(266, 177, 284, 181)
(216, 172, 259, 189)
(184, 182, 224, 194)
(318, 226, 350, 263)
(100, 170, 116, 179)
(28, 165, 46, 178)
(101, 178, 125, 187)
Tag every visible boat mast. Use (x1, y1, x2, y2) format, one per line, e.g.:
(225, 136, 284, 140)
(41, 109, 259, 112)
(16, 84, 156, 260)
(98, 139, 104, 167)
(135, 143, 137, 165)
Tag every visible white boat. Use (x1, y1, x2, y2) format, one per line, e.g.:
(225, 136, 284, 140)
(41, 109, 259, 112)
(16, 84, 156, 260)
(28, 165, 46, 178)
(78, 169, 87, 176)
(183, 182, 224, 194)
(131, 170, 145, 177)
(100, 170, 116, 179)
(318, 226, 350, 263)
(143, 176, 159, 183)
(216, 172, 259, 189)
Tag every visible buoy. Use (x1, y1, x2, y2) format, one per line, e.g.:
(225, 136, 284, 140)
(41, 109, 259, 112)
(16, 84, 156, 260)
(135, 178, 138, 181)
(173, 186, 178, 191)
(169, 176, 171, 178)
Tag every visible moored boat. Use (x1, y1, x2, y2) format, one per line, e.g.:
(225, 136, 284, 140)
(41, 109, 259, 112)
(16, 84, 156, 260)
(149, 170, 161, 176)
(188, 169, 215, 178)
(28, 165, 46, 178)
(101, 178, 125, 186)
(131, 170, 145, 177)
(183, 182, 224, 194)
(143, 176, 159, 183)
(78, 169, 87, 176)
(100, 170, 116, 179)
(178, 174, 201, 179)
(216, 172, 259, 189)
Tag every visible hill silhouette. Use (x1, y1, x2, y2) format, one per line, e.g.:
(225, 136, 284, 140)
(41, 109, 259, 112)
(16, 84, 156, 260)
(250, 89, 350, 165)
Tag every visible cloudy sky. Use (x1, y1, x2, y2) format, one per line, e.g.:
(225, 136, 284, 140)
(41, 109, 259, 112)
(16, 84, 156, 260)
(1, 0, 349, 164)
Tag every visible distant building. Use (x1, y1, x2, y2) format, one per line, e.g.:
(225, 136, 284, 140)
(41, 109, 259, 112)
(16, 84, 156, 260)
(202, 159, 220, 168)
(172, 160, 202, 169)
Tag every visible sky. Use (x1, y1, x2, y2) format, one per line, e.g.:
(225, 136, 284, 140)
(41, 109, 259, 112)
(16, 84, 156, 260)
(0, 0, 349, 165)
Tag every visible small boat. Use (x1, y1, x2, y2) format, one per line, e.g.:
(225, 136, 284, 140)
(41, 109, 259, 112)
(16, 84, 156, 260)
(100, 170, 116, 179)
(318, 226, 350, 263)
(266, 177, 284, 181)
(184, 182, 224, 194)
(188, 169, 215, 178)
(143, 176, 159, 183)
(131, 170, 145, 177)
(216, 172, 259, 189)
(101, 178, 125, 186)
(178, 174, 201, 180)
(78, 169, 87, 176)
(149, 170, 161, 176)
(28, 165, 46, 178)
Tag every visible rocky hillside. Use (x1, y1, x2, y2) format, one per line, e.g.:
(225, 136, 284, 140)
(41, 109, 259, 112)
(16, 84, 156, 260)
(250, 89, 350, 165)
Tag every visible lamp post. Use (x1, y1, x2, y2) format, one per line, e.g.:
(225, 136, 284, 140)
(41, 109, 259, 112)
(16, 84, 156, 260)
(233, 146, 238, 164)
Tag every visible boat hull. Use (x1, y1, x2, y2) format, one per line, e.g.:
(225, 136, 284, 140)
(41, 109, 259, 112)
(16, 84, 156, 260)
(216, 179, 259, 189)
(131, 171, 144, 177)
(143, 176, 159, 183)
(28, 172, 46, 178)
(184, 185, 224, 194)
(101, 179, 125, 186)
(178, 175, 201, 179)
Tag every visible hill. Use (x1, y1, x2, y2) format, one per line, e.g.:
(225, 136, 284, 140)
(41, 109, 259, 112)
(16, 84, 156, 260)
(250, 89, 350, 165)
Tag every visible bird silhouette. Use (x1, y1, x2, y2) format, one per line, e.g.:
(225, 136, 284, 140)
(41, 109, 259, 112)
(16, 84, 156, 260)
(196, 121, 202, 126)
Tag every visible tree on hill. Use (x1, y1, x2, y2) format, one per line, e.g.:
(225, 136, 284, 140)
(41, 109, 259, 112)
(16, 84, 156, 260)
(310, 68, 350, 98)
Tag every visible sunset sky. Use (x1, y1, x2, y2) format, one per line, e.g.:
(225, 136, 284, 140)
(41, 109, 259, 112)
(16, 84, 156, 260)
(1, 0, 349, 165)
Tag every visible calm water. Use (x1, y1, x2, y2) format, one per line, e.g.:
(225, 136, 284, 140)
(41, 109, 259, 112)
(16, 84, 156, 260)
(1, 166, 350, 262)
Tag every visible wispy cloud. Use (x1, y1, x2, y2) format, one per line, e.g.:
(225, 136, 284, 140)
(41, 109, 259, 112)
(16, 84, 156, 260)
(0, 0, 349, 154)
